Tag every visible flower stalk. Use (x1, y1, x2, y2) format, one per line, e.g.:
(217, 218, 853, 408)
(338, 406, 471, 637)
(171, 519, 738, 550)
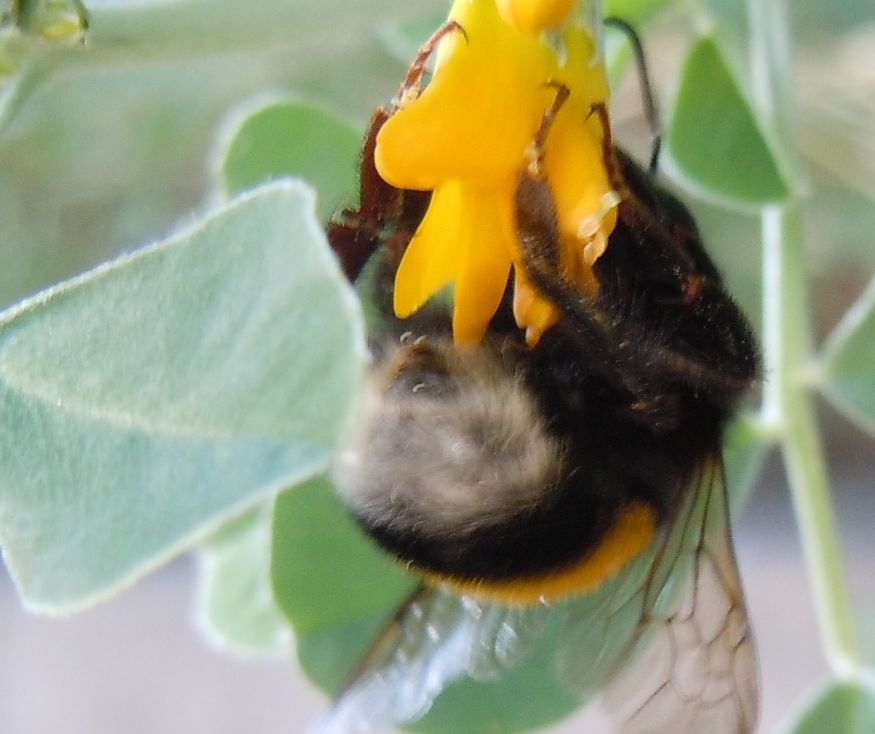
(750, 0, 860, 674)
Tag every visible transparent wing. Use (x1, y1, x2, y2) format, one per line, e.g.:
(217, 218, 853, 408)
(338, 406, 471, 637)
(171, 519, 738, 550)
(557, 461, 758, 734)
(308, 584, 552, 734)
(312, 462, 757, 734)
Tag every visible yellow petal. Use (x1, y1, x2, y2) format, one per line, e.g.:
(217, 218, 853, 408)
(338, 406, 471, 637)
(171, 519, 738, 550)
(512, 269, 558, 344)
(451, 185, 515, 344)
(544, 27, 613, 243)
(558, 22, 609, 103)
(545, 117, 613, 241)
(393, 182, 465, 318)
(380, 3, 615, 347)
(375, 0, 555, 191)
(496, 0, 575, 33)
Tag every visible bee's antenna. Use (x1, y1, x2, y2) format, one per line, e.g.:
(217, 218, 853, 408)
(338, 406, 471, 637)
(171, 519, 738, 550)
(604, 17, 662, 175)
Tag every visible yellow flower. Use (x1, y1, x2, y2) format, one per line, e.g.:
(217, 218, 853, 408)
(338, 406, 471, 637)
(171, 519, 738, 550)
(497, 0, 576, 33)
(375, 0, 618, 345)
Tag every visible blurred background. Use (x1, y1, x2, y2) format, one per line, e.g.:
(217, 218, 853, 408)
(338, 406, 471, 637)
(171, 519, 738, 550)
(1, 0, 874, 731)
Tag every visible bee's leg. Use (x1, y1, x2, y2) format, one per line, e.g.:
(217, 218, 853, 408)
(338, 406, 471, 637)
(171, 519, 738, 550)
(513, 187, 651, 406)
(326, 108, 396, 281)
(515, 82, 571, 276)
(393, 20, 468, 108)
(515, 89, 754, 421)
(523, 82, 570, 181)
(587, 102, 716, 285)
(515, 78, 758, 424)
(328, 19, 463, 283)
(335, 582, 432, 700)
(585, 107, 759, 391)
(513, 89, 648, 396)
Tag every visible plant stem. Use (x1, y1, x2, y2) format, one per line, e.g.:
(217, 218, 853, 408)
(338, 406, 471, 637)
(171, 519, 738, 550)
(750, 0, 860, 674)
(761, 206, 859, 674)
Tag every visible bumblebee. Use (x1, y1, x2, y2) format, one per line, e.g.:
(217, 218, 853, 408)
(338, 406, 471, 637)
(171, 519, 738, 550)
(320, 19, 759, 734)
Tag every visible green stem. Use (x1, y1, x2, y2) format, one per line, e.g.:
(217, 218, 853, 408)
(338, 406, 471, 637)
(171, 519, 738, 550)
(750, 0, 860, 674)
(761, 206, 859, 674)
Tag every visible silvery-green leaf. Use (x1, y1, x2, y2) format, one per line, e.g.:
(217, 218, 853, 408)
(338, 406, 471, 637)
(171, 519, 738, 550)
(820, 274, 875, 437)
(197, 503, 292, 656)
(0, 180, 366, 613)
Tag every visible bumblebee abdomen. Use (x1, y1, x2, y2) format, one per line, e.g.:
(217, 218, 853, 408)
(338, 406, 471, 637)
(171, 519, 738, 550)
(334, 338, 565, 539)
(333, 336, 664, 603)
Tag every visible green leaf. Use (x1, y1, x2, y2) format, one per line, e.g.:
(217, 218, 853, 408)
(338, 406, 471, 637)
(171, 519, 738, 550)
(0, 180, 366, 613)
(819, 275, 875, 437)
(196, 503, 292, 656)
(220, 100, 361, 221)
(272, 476, 580, 734)
(778, 676, 875, 734)
(272, 475, 416, 638)
(272, 474, 418, 697)
(667, 37, 790, 205)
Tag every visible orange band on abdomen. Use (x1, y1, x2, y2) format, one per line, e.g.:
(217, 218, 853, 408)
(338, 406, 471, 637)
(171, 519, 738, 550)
(422, 501, 656, 605)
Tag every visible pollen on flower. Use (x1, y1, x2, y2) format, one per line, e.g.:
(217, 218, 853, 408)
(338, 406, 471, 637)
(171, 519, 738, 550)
(580, 190, 621, 264)
(375, 0, 618, 346)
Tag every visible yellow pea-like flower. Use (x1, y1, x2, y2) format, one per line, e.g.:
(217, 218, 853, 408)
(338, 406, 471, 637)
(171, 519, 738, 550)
(376, 0, 617, 345)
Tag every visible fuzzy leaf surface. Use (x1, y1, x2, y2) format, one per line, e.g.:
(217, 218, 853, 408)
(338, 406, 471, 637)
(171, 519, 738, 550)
(0, 181, 365, 613)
